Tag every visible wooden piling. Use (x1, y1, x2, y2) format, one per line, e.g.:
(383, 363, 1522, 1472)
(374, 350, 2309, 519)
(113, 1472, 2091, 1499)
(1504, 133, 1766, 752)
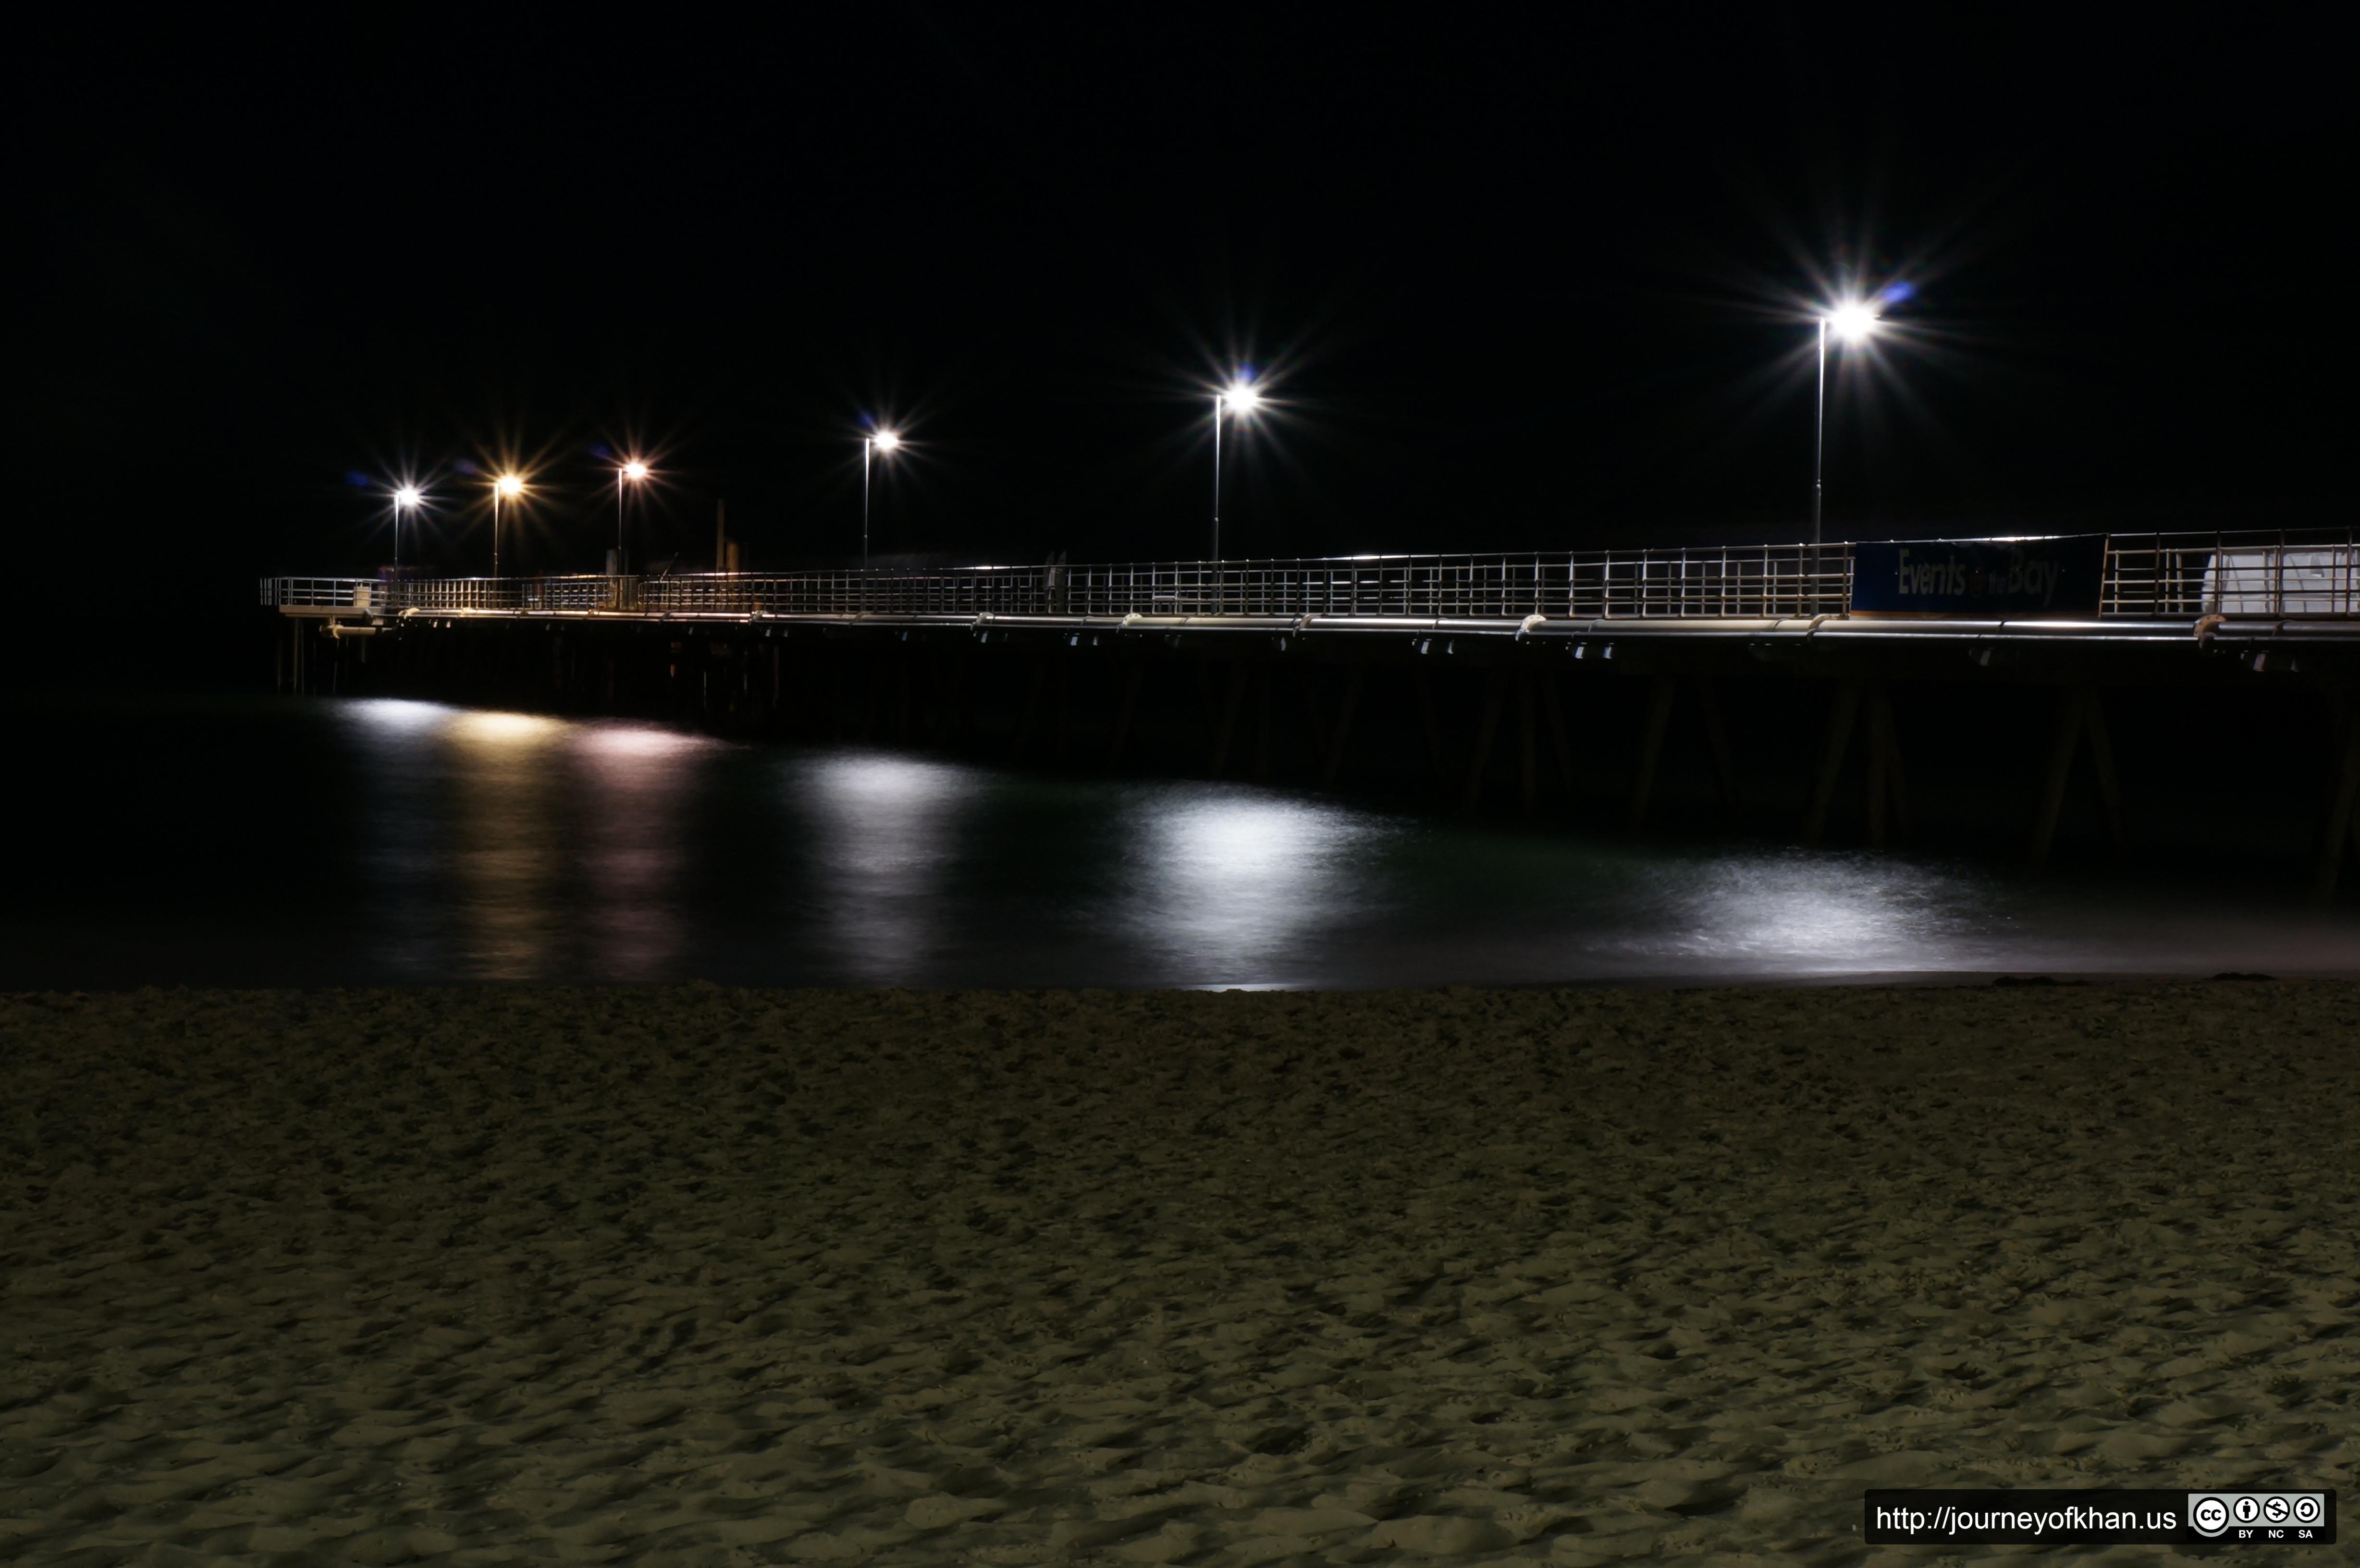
(1413, 665, 1451, 796)
(1626, 672, 1678, 833)
(1802, 678, 1865, 846)
(1208, 662, 1249, 780)
(1053, 660, 1074, 768)
(1695, 674, 1739, 827)
(1865, 690, 1889, 849)
(2026, 685, 2088, 870)
(1298, 668, 1330, 774)
(1868, 680, 1913, 843)
(1320, 667, 1364, 790)
(1541, 669, 1578, 809)
(923, 653, 956, 749)
(1461, 668, 1509, 810)
(1011, 661, 1047, 764)
(1252, 664, 1274, 783)
(2081, 684, 2126, 859)
(1105, 662, 1144, 772)
(2313, 695, 2360, 901)
(1516, 671, 1538, 814)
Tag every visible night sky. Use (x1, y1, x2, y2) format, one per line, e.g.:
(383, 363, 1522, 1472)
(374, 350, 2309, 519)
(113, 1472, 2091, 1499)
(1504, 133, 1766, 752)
(21, 10, 2346, 682)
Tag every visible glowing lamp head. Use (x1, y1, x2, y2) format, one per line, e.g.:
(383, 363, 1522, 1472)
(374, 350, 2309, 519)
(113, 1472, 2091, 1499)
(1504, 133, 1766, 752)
(495, 473, 525, 498)
(1825, 301, 1881, 344)
(393, 486, 424, 509)
(1220, 381, 1264, 416)
(621, 460, 650, 481)
(870, 429, 902, 454)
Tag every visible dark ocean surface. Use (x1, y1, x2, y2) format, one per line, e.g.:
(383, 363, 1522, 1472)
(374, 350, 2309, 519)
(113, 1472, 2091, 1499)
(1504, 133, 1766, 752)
(10, 692, 2360, 989)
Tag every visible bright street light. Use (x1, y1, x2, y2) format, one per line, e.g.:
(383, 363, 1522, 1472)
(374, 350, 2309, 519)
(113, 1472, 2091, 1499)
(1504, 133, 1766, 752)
(863, 428, 902, 570)
(1811, 293, 1899, 548)
(491, 473, 525, 576)
(1211, 378, 1264, 561)
(1825, 301, 1881, 345)
(615, 459, 651, 573)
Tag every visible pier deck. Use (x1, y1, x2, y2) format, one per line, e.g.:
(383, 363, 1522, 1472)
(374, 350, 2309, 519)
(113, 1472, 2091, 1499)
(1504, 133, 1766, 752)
(259, 531, 2360, 894)
(264, 533, 2360, 654)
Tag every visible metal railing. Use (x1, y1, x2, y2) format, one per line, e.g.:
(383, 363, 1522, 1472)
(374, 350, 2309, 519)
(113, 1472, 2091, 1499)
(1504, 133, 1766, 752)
(262, 530, 2360, 625)
(2103, 530, 2360, 617)
(263, 544, 1854, 622)
(646, 547, 1853, 620)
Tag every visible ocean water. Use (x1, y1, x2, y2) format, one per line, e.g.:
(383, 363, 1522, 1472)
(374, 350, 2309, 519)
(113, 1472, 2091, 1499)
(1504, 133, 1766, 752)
(9, 692, 2360, 989)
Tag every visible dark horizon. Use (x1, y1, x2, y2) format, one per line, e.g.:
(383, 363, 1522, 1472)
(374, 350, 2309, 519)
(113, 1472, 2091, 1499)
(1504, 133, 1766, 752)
(19, 10, 2347, 680)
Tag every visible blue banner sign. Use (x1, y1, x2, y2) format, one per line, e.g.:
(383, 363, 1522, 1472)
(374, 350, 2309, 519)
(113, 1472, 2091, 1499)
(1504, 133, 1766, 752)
(1850, 535, 2106, 617)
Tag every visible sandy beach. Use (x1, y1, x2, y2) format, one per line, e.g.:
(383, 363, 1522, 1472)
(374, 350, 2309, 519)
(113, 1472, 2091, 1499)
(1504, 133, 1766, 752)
(3, 982, 2355, 1565)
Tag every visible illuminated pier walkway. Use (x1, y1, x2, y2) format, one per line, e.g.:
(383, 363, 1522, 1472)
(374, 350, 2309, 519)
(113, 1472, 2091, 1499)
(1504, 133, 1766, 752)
(267, 532, 2360, 647)
(263, 531, 2360, 892)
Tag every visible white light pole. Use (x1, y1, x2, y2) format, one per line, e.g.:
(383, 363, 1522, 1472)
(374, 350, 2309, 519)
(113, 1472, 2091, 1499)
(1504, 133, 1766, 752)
(1813, 299, 1883, 548)
(1211, 379, 1262, 561)
(492, 472, 524, 576)
(616, 459, 650, 573)
(863, 429, 901, 570)
(391, 485, 424, 568)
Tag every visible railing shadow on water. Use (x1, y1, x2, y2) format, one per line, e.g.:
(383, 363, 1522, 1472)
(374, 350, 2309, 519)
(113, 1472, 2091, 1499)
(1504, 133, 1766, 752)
(264, 528, 2360, 620)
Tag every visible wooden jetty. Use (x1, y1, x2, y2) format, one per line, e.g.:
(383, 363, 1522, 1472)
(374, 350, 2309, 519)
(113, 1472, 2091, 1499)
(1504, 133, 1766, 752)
(263, 532, 2360, 895)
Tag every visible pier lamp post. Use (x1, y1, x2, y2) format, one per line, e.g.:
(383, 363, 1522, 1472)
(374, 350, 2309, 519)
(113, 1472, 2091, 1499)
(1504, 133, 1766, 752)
(1211, 380, 1262, 562)
(1812, 298, 1886, 549)
(391, 485, 423, 568)
(492, 472, 525, 577)
(615, 459, 650, 573)
(862, 429, 901, 571)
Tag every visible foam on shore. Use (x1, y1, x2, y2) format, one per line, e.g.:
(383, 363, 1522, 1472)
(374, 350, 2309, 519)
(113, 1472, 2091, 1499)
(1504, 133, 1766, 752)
(4, 983, 2356, 1564)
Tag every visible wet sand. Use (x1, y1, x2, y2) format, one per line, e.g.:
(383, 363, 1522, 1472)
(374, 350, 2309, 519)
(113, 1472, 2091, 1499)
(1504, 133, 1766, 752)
(3, 982, 2356, 1565)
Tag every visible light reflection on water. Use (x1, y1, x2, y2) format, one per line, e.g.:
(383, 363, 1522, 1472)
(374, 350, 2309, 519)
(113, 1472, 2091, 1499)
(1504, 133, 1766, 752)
(341, 702, 720, 981)
(445, 710, 570, 980)
(575, 723, 711, 981)
(1131, 791, 1380, 983)
(15, 694, 2360, 989)
(797, 753, 978, 982)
